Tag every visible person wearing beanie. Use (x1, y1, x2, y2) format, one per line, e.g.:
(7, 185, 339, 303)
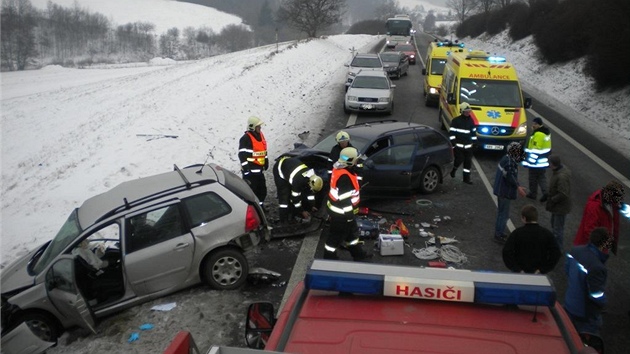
(545, 155, 572, 249)
(523, 117, 552, 202)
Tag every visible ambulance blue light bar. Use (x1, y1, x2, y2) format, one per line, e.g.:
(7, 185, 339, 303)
(488, 56, 507, 63)
(305, 260, 556, 306)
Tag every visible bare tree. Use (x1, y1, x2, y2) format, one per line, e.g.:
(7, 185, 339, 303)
(1, 0, 38, 70)
(447, 0, 479, 23)
(276, 0, 346, 38)
(217, 24, 253, 52)
(496, 0, 516, 8)
(375, 0, 402, 20)
(478, 0, 497, 13)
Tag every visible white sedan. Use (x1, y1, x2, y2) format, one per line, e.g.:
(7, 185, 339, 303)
(344, 70, 396, 115)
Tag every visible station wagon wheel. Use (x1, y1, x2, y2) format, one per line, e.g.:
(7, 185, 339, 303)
(14, 311, 62, 343)
(202, 248, 248, 290)
(419, 166, 440, 194)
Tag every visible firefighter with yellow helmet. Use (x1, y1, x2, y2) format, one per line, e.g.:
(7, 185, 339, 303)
(325, 147, 370, 261)
(272, 156, 323, 224)
(239, 116, 268, 208)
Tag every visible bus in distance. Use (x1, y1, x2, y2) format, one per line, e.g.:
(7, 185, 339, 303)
(385, 15, 413, 48)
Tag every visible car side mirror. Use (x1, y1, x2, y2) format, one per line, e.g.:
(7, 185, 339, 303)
(344, 63, 349, 67)
(422, 68, 426, 75)
(245, 302, 276, 349)
(391, 84, 396, 89)
(363, 159, 375, 169)
(524, 97, 532, 109)
(447, 93, 456, 104)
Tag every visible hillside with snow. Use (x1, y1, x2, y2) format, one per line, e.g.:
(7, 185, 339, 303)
(29, 0, 245, 35)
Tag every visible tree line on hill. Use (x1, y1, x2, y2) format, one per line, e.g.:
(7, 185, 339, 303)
(2, 0, 627, 92)
(453, 0, 629, 91)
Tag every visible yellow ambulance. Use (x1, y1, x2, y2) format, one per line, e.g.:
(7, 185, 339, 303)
(422, 40, 465, 107)
(438, 50, 532, 151)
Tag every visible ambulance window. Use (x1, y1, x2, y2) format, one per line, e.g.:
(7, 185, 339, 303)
(430, 59, 446, 75)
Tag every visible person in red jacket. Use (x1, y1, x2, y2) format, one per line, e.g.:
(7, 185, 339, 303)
(573, 180, 625, 255)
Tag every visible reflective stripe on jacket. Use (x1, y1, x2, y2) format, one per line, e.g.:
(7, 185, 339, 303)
(523, 127, 551, 168)
(238, 131, 267, 174)
(327, 168, 360, 219)
(449, 114, 477, 149)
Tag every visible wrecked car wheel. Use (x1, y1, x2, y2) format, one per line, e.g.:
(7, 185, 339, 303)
(203, 248, 248, 290)
(15, 312, 62, 343)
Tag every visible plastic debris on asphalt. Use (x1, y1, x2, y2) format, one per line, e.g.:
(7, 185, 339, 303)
(139, 324, 154, 331)
(151, 302, 176, 311)
(128, 332, 139, 343)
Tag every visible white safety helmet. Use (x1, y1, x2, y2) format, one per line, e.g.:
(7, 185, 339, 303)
(247, 116, 263, 131)
(309, 175, 323, 192)
(338, 147, 359, 167)
(335, 131, 350, 143)
(459, 102, 472, 113)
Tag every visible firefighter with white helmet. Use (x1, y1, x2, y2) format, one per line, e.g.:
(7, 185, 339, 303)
(325, 147, 370, 261)
(272, 156, 323, 224)
(449, 102, 477, 184)
(327, 130, 353, 176)
(238, 116, 268, 209)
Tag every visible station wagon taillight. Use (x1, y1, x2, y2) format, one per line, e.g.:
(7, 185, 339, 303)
(245, 205, 261, 232)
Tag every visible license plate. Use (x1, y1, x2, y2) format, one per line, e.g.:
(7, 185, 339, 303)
(484, 144, 504, 150)
(361, 104, 374, 110)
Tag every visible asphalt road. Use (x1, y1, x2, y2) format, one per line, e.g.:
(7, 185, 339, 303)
(48, 34, 629, 354)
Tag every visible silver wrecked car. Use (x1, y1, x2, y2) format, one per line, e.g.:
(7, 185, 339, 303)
(1, 164, 269, 345)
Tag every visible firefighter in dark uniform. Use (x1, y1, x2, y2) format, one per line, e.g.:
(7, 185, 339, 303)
(238, 116, 268, 208)
(324, 147, 370, 261)
(327, 131, 352, 176)
(449, 102, 477, 184)
(273, 156, 323, 223)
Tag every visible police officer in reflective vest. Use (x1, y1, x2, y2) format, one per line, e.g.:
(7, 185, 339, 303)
(449, 102, 477, 184)
(523, 117, 552, 202)
(238, 116, 268, 208)
(325, 147, 370, 261)
(273, 156, 323, 223)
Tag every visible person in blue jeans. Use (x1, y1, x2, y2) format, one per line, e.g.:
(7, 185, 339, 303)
(492, 142, 527, 243)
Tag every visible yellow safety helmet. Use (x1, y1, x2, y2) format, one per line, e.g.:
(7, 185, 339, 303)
(335, 131, 350, 143)
(247, 116, 263, 131)
(309, 175, 323, 192)
(338, 147, 358, 167)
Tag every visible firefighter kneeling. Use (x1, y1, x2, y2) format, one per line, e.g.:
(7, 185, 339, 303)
(324, 147, 371, 261)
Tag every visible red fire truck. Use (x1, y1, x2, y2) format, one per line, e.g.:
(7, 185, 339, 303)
(243, 260, 597, 354)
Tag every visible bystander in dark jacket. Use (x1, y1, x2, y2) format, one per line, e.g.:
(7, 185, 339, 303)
(502, 204, 561, 274)
(545, 155, 572, 249)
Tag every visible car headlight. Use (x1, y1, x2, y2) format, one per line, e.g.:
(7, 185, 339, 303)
(429, 87, 439, 94)
(378, 97, 390, 103)
(347, 96, 358, 101)
(515, 122, 527, 136)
